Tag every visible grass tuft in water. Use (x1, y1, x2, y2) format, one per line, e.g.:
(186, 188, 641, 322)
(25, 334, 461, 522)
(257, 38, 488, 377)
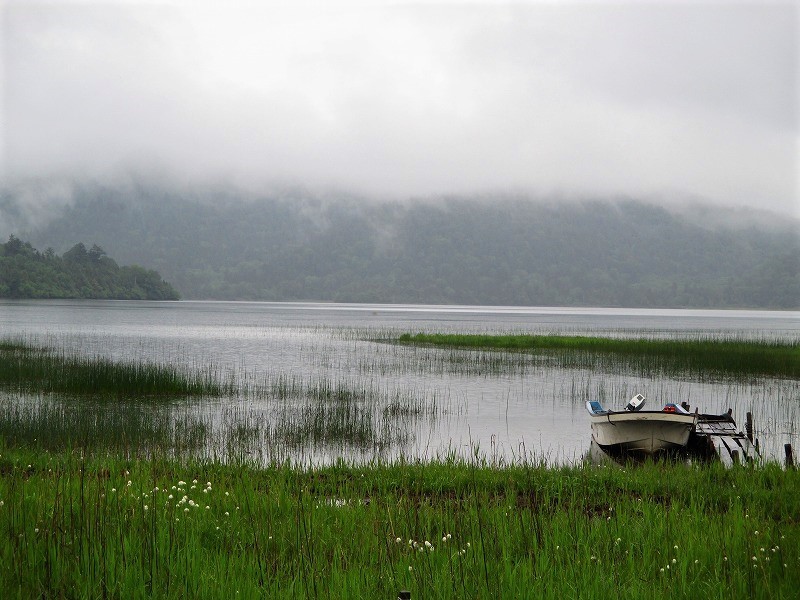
(0, 339, 230, 397)
(396, 333, 800, 379)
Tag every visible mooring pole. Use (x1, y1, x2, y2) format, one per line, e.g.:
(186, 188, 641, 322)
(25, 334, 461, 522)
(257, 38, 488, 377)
(786, 444, 795, 469)
(746, 412, 753, 442)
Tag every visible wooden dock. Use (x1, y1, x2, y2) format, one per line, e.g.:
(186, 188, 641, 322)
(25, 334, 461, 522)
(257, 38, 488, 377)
(688, 409, 760, 466)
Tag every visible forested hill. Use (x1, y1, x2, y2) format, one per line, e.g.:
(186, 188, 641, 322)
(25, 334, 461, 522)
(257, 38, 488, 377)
(0, 236, 179, 300)
(6, 181, 799, 308)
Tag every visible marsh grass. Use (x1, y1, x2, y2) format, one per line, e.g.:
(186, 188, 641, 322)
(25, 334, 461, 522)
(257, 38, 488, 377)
(0, 448, 797, 598)
(0, 369, 435, 462)
(396, 333, 800, 379)
(1, 326, 799, 596)
(0, 394, 213, 457)
(0, 339, 229, 397)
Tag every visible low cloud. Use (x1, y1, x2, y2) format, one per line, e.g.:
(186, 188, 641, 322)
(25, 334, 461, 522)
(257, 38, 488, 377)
(2, 1, 798, 216)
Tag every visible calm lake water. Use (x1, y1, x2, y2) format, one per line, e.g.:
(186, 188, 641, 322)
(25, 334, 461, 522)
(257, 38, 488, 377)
(2, 300, 799, 465)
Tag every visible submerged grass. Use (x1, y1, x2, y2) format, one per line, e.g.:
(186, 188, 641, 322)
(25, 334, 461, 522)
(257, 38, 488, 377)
(0, 339, 229, 397)
(397, 333, 800, 379)
(0, 446, 798, 598)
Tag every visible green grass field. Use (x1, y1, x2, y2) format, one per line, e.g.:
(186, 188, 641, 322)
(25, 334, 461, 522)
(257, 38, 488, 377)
(0, 448, 798, 598)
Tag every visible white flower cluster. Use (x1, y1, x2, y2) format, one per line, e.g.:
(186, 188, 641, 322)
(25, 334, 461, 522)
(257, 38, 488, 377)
(395, 534, 469, 557)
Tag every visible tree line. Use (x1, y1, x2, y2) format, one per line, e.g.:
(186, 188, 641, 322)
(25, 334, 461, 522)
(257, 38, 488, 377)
(0, 236, 179, 300)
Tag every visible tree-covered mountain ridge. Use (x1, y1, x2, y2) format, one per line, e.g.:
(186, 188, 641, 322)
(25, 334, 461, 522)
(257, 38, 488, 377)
(6, 180, 799, 308)
(0, 236, 179, 300)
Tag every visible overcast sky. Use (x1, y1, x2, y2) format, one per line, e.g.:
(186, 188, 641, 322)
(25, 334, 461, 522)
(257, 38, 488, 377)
(2, 1, 798, 216)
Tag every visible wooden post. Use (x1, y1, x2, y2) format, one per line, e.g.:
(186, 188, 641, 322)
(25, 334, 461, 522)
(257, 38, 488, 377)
(398, 591, 411, 600)
(746, 412, 753, 442)
(785, 444, 795, 469)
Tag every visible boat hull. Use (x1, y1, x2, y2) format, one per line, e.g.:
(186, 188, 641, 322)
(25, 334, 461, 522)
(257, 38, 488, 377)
(589, 411, 697, 455)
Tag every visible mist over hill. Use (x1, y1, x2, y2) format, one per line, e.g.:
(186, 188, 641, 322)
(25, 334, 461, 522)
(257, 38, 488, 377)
(4, 179, 798, 309)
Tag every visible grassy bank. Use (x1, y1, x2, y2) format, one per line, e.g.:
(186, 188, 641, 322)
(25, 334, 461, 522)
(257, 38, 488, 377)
(0, 447, 797, 598)
(0, 340, 228, 397)
(396, 334, 800, 379)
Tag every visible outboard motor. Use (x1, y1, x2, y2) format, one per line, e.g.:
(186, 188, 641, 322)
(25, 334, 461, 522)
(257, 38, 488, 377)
(625, 393, 646, 412)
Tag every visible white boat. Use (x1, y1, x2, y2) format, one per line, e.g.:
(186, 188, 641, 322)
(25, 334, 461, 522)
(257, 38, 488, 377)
(585, 395, 698, 455)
